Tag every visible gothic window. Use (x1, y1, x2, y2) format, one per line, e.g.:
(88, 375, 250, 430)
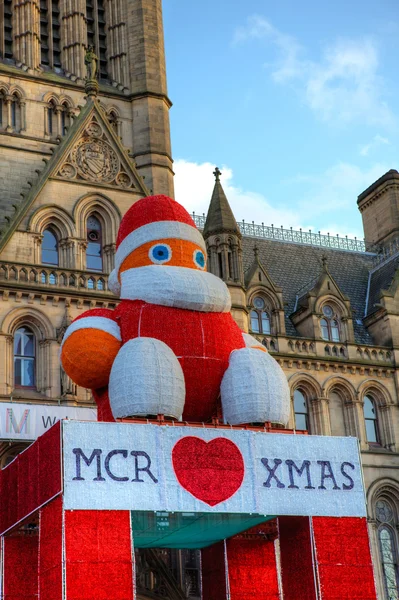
(3, 0, 13, 59)
(320, 304, 340, 342)
(10, 94, 21, 132)
(86, 0, 108, 80)
(86, 215, 103, 271)
(250, 297, 271, 334)
(294, 389, 309, 431)
(61, 102, 70, 135)
(14, 327, 36, 388)
(376, 499, 399, 599)
(364, 395, 380, 444)
(47, 99, 56, 136)
(41, 228, 59, 265)
(40, 0, 61, 69)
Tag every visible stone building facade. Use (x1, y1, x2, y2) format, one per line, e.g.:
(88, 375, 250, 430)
(0, 1, 398, 599)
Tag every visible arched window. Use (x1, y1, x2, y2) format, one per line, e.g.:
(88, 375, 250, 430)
(364, 395, 380, 444)
(376, 498, 399, 599)
(250, 297, 271, 334)
(294, 389, 309, 431)
(320, 305, 341, 342)
(108, 110, 119, 133)
(14, 327, 36, 388)
(86, 215, 103, 271)
(47, 99, 56, 136)
(61, 102, 71, 135)
(41, 228, 59, 265)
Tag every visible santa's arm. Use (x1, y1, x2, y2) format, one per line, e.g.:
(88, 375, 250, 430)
(60, 308, 121, 390)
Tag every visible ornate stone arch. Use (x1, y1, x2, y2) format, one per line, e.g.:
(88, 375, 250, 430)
(42, 91, 61, 105)
(105, 105, 121, 135)
(74, 193, 121, 272)
(322, 376, 357, 437)
(1, 307, 56, 396)
(248, 286, 283, 312)
(9, 85, 25, 100)
(28, 205, 76, 267)
(288, 372, 321, 433)
(358, 380, 395, 450)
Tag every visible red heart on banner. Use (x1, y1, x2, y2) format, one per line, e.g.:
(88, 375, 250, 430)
(172, 436, 245, 506)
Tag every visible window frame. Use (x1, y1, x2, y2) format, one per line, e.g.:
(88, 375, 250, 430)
(250, 296, 271, 335)
(293, 388, 309, 432)
(41, 227, 59, 266)
(86, 213, 103, 272)
(13, 326, 36, 389)
(320, 304, 341, 342)
(364, 394, 380, 446)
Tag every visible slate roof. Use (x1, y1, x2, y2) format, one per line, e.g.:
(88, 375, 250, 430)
(241, 237, 376, 344)
(367, 254, 399, 315)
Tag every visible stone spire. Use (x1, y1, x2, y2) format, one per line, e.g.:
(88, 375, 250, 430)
(203, 167, 241, 239)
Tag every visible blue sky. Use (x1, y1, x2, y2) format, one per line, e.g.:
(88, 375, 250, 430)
(163, 0, 399, 240)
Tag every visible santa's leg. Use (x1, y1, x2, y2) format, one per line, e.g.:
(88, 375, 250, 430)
(221, 347, 290, 425)
(109, 337, 186, 420)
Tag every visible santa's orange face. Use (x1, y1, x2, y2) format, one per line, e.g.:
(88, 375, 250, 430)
(119, 238, 207, 275)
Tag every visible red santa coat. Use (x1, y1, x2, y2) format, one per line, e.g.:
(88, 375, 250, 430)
(113, 300, 245, 422)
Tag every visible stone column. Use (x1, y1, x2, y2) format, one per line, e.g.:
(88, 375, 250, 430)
(104, 0, 129, 88)
(127, 0, 174, 196)
(60, 0, 87, 81)
(5, 94, 13, 132)
(310, 397, 331, 435)
(13, 0, 41, 69)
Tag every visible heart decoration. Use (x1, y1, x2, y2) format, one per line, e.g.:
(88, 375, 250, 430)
(172, 436, 245, 506)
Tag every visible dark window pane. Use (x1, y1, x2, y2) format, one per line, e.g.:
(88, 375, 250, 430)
(14, 357, 22, 386)
(364, 396, 376, 418)
(42, 229, 58, 265)
(366, 419, 378, 443)
(261, 312, 271, 334)
(295, 413, 308, 431)
(294, 390, 307, 413)
(250, 311, 260, 333)
(320, 319, 329, 340)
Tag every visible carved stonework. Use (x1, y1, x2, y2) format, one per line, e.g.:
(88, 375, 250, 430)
(56, 118, 137, 189)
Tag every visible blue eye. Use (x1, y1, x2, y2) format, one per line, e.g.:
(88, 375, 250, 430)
(193, 249, 205, 269)
(149, 244, 172, 264)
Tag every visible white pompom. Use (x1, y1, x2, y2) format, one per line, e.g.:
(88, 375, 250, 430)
(221, 348, 290, 426)
(109, 337, 186, 419)
(108, 269, 121, 296)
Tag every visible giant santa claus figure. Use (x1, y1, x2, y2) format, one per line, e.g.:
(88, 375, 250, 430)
(61, 195, 290, 425)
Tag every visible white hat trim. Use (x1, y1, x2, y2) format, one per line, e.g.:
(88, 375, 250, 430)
(61, 316, 121, 347)
(115, 221, 206, 273)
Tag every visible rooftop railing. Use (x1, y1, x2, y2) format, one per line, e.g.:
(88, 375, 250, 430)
(192, 213, 368, 253)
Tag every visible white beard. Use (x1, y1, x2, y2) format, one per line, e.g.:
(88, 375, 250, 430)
(119, 265, 232, 313)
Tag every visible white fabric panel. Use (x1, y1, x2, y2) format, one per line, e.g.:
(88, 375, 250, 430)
(108, 269, 121, 296)
(62, 421, 366, 517)
(120, 265, 232, 313)
(115, 221, 206, 272)
(242, 332, 265, 349)
(221, 348, 290, 425)
(61, 316, 121, 346)
(109, 338, 186, 419)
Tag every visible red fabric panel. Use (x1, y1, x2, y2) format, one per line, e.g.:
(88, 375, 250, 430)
(64, 510, 134, 600)
(227, 536, 280, 599)
(3, 534, 39, 600)
(93, 387, 115, 422)
(116, 195, 196, 247)
(279, 517, 317, 600)
(312, 517, 377, 600)
(201, 542, 227, 600)
(227, 538, 280, 600)
(116, 300, 245, 421)
(39, 496, 63, 600)
(0, 421, 62, 534)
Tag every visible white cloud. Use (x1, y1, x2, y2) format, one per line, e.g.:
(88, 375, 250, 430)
(174, 158, 388, 240)
(234, 16, 394, 127)
(360, 134, 390, 156)
(174, 159, 306, 229)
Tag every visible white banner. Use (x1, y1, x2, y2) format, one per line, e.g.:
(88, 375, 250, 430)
(0, 403, 96, 441)
(63, 421, 366, 517)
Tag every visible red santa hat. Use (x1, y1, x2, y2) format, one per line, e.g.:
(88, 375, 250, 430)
(113, 195, 206, 276)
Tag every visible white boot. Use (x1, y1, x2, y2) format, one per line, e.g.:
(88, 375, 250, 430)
(109, 337, 186, 419)
(221, 347, 290, 426)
